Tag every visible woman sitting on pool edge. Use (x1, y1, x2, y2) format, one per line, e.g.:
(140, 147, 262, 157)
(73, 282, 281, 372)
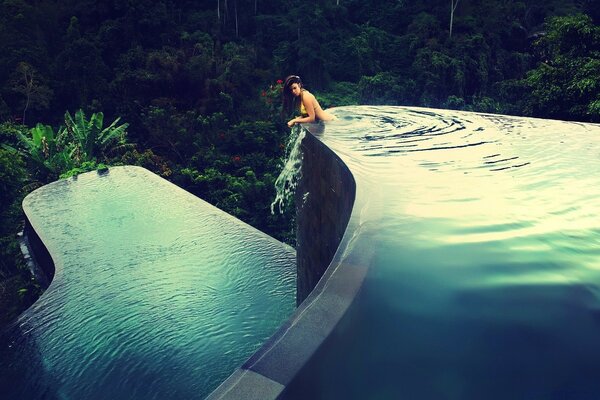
(282, 75, 335, 127)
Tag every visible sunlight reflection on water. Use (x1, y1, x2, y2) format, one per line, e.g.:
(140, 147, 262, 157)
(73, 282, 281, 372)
(283, 106, 600, 399)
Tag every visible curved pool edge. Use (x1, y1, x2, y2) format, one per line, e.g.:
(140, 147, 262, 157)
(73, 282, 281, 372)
(207, 124, 366, 399)
(21, 217, 55, 289)
(18, 166, 297, 312)
(0, 185, 61, 333)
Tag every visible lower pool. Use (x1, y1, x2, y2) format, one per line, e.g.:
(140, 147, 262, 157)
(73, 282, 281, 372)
(0, 166, 295, 400)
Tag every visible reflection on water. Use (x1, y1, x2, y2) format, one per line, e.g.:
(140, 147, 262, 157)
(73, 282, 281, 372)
(0, 166, 295, 400)
(283, 106, 600, 399)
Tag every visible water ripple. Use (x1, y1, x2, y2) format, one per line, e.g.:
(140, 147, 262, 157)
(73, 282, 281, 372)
(285, 106, 600, 399)
(3, 166, 295, 400)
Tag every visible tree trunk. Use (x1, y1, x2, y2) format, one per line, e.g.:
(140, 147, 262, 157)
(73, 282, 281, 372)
(22, 65, 33, 125)
(23, 92, 30, 125)
(450, 0, 459, 38)
(235, 0, 238, 37)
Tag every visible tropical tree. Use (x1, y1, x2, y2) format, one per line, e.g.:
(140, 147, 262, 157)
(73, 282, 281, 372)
(0, 147, 27, 220)
(14, 123, 74, 180)
(522, 14, 600, 120)
(13, 110, 130, 180)
(53, 17, 109, 111)
(63, 109, 129, 162)
(8, 62, 53, 125)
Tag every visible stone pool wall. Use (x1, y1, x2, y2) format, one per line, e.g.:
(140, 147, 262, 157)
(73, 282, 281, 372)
(207, 124, 359, 399)
(296, 127, 356, 305)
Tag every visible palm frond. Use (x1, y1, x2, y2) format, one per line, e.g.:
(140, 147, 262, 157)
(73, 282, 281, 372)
(88, 112, 104, 158)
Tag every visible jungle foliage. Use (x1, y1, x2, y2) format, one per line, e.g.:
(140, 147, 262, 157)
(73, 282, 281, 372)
(1, 0, 599, 325)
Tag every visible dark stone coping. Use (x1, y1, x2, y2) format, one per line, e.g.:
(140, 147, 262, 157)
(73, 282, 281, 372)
(207, 124, 367, 399)
(21, 215, 54, 290)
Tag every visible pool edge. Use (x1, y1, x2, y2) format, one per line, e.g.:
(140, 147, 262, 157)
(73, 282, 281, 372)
(207, 124, 365, 399)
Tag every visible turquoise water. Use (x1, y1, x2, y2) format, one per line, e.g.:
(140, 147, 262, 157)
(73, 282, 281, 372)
(283, 106, 600, 399)
(0, 166, 295, 400)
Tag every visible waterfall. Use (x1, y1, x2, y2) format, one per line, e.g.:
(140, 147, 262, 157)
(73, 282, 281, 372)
(271, 124, 306, 214)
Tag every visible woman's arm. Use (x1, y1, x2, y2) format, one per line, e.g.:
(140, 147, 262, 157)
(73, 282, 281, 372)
(287, 92, 317, 127)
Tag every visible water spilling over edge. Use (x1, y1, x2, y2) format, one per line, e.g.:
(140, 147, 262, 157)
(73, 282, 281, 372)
(271, 124, 306, 214)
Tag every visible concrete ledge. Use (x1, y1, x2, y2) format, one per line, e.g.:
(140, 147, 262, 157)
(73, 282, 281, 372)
(208, 123, 367, 399)
(206, 369, 285, 399)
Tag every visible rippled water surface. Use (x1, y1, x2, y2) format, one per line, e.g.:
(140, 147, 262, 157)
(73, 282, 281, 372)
(0, 166, 295, 400)
(283, 106, 600, 399)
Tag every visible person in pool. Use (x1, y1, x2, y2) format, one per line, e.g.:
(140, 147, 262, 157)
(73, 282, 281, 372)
(282, 75, 335, 127)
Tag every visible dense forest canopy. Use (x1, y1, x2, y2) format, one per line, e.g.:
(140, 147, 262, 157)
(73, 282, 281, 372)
(2, 0, 600, 125)
(1, 0, 599, 325)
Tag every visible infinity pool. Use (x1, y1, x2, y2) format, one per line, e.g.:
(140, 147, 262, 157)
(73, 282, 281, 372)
(281, 106, 600, 399)
(0, 166, 295, 400)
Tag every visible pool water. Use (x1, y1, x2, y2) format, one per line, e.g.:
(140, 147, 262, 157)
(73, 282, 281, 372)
(282, 106, 600, 399)
(0, 166, 295, 400)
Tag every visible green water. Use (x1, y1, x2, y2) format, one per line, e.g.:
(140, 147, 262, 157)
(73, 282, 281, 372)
(0, 166, 295, 400)
(283, 106, 600, 399)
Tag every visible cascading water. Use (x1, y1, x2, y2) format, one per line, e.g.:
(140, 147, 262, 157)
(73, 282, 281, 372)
(271, 124, 306, 214)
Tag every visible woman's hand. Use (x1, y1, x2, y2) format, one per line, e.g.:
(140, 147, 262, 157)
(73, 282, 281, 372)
(287, 118, 298, 127)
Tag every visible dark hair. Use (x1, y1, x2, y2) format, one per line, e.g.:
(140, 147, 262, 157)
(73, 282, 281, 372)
(282, 75, 303, 117)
